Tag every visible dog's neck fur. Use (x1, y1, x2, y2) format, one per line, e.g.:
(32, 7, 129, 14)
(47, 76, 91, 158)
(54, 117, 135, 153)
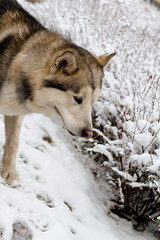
(0, 82, 29, 115)
(0, 17, 70, 115)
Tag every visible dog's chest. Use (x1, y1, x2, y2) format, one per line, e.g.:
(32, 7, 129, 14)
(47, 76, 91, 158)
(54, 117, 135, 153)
(0, 83, 27, 115)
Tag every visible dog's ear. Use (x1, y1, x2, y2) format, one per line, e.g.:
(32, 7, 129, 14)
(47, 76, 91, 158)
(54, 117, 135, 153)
(96, 52, 116, 67)
(52, 52, 77, 74)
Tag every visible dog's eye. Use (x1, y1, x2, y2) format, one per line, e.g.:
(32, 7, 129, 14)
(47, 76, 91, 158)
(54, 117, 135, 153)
(73, 96, 82, 104)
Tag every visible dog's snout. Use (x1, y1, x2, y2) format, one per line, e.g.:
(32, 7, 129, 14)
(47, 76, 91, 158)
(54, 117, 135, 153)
(82, 129, 93, 138)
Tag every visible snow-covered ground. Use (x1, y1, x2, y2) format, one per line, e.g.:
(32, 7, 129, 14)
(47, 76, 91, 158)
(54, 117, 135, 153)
(0, 114, 154, 240)
(0, 0, 160, 239)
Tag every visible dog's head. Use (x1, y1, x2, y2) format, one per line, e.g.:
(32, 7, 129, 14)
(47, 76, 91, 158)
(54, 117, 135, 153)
(42, 49, 115, 137)
(14, 46, 115, 137)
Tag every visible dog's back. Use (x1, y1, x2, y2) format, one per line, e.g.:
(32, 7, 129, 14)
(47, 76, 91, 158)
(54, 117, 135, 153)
(0, 0, 44, 44)
(0, 0, 44, 89)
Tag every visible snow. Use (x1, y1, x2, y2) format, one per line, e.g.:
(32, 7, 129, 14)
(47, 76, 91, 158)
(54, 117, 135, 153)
(0, 0, 160, 239)
(0, 115, 152, 240)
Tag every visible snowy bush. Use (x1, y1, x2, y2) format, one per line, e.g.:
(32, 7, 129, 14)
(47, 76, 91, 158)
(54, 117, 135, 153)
(78, 31, 160, 234)
(72, 1, 160, 234)
(78, 50, 160, 232)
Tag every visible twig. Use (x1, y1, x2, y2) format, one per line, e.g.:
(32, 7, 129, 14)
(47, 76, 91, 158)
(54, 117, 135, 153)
(143, 128, 160, 152)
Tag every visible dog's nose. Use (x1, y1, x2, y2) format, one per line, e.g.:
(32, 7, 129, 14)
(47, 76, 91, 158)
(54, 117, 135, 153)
(82, 129, 93, 138)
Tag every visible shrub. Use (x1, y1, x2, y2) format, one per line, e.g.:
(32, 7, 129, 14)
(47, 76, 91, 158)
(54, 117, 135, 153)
(77, 34, 160, 234)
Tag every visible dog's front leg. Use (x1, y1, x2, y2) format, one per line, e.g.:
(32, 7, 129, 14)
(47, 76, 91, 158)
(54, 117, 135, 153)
(0, 115, 23, 185)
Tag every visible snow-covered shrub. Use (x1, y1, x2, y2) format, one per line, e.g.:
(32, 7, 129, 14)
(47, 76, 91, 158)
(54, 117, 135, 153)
(78, 29, 160, 232)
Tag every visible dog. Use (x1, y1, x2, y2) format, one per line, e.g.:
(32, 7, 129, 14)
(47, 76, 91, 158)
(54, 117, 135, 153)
(0, 0, 115, 185)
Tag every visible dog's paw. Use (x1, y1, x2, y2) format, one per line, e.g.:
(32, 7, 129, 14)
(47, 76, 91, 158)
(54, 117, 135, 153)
(0, 166, 17, 185)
